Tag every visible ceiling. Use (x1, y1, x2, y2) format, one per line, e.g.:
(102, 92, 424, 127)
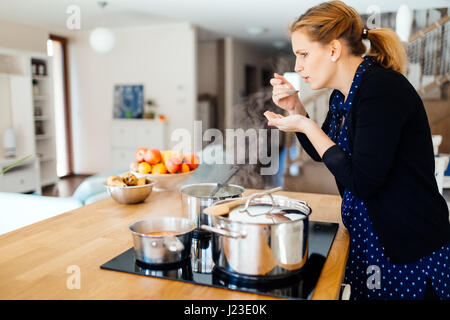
(0, 0, 448, 48)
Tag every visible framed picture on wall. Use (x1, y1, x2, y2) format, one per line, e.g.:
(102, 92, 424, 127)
(113, 84, 144, 119)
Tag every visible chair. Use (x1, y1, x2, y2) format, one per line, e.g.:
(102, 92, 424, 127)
(432, 135, 443, 155)
(435, 156, 449, 195)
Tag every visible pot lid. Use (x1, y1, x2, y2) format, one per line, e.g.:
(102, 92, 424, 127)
(221, 195, 311, 224)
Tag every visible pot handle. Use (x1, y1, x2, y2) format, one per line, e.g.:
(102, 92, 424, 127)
(238, 187, 282, 216)
(200, 225, 246, 239)
(163, 236, 185, 252)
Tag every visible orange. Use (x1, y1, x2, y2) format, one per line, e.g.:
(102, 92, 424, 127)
(181, 163, 190, 173)
(151, 163, 167, 174)
(138, 162, 152, 174)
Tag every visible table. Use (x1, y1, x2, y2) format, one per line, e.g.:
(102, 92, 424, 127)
(0, 189, 349, 300)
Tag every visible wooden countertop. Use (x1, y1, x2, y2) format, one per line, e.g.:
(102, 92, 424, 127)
(0, 189, 349, 300)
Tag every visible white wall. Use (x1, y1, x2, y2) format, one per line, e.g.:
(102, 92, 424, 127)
(68, 23, 197, 174)
(0, 19, 48, 54)
(0, 75, 12, 154)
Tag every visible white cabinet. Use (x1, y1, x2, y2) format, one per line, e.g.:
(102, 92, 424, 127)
(112, 125, 135, 147)
(136, 126, 165, 147)
(111, 119, 167, 171)
(111, 148, 136, 172)
(0, 156, 41, 194)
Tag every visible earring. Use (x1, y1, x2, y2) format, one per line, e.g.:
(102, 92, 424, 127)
(331, 57, 336, 62)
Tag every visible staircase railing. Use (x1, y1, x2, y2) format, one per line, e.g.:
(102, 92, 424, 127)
(406, 15, 450, 95)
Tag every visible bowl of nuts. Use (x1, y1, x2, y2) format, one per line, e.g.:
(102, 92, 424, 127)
(105, 172, 155, 204)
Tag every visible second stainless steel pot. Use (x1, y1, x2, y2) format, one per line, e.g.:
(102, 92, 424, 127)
(180, 183, 245, 230)
(201, 193, 312, 277)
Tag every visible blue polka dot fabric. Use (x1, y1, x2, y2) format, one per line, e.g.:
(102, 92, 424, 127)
(327, 56, 450, 300)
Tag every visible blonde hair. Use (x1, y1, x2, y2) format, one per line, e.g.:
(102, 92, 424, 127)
(290, 1, 408, 75)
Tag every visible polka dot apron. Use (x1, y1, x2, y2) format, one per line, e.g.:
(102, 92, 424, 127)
(327, 56, 450, 300)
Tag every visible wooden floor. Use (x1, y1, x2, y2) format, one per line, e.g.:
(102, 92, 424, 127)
(42, 174, 91, 197)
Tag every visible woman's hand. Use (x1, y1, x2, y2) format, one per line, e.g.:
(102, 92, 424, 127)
(270, 73, 307, 116)
(263, 111, 313, 133)
(264, 111, 336, 158)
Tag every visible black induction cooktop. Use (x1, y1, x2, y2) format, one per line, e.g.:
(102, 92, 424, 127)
(100, 221, 339, 300)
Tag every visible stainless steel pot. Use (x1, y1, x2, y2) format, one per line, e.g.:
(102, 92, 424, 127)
(191, 236, 214, 273)
(129, 217, 194, 265)
(180, 183, 245, 230)
(201, 193, 312, 277)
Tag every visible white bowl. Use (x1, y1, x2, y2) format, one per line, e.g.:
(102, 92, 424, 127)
(132, 170, 195, 191)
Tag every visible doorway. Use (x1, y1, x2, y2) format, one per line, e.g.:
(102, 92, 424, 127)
(47, 35, 73, 177)
(245, 64, 258, 96)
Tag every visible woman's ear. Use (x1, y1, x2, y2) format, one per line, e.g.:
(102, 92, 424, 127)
(330, 39, 342, 62)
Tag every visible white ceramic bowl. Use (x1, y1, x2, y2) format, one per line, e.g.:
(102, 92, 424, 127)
(132, 170, 195, 191)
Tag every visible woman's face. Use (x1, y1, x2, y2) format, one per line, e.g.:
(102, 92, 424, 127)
(291, 31, 335, 90)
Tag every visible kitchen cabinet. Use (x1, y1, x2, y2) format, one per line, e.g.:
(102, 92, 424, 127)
(0, 156, 41, 194)
(0, 189, 349, 300)
(111, 119, 167, 170)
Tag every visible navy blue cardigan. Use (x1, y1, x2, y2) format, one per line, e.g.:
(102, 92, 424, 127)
(296, 62, 450, 264)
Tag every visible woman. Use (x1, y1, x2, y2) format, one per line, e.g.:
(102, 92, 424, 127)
(264, 1, 450, 300)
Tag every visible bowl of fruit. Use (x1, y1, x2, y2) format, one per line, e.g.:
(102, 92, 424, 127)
(130, 148, 199, 192)
(105, 172, 155, 204)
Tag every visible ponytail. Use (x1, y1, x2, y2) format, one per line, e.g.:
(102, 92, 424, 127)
(366, 28, 408, 75)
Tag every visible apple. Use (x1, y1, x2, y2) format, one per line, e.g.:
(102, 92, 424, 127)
(144, 148, 161, 165)
(135, 147, 148, 162)
(183, 152, 199, 170)
(165, 156, 182, 174)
